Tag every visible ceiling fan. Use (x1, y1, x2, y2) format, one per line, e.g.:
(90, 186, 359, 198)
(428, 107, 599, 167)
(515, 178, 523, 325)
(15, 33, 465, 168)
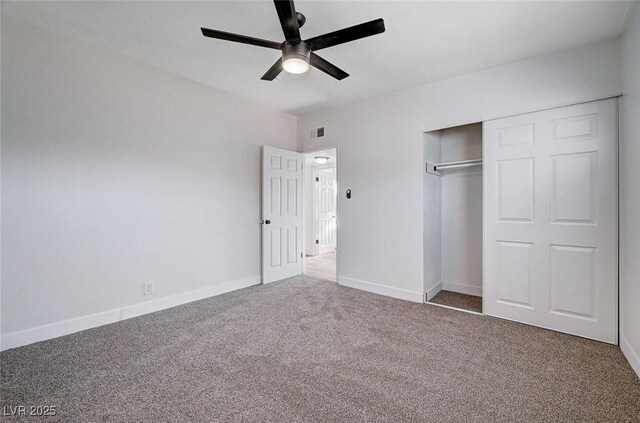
(201, 0, 385, 81)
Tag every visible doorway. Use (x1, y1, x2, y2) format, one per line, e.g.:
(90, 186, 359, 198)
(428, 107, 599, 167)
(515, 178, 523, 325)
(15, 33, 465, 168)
(303, 149, 337, 282)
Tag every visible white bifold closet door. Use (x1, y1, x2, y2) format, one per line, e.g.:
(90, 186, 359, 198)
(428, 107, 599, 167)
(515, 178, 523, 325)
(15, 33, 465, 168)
(483, 98, 618, 344)
(262, 146, 303, 284)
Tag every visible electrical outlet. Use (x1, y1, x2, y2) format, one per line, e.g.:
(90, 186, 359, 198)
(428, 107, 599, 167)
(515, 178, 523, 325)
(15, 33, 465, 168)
(143, 282, 154, 296)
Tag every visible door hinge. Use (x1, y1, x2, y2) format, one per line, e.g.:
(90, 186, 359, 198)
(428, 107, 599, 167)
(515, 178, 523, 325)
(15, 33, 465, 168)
(316, 239, 319, 244)
(315, 177, 319, 182)
(301, 252, 303, 258)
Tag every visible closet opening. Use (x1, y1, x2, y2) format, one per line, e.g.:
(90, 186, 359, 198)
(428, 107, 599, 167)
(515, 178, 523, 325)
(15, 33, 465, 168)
(423, 123, 483, 314)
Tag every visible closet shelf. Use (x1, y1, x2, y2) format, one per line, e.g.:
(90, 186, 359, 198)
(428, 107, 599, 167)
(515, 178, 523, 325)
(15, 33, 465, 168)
(434, 159, 482, 171)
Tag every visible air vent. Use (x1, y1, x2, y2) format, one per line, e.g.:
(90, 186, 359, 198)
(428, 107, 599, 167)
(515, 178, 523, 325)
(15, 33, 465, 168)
(310, 127, 325, 139)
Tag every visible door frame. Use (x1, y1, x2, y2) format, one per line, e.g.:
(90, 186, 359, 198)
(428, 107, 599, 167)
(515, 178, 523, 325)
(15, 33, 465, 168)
(302, 147, 339, 280)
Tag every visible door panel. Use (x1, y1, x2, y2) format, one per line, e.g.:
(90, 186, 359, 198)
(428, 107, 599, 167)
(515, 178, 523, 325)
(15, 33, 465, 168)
(497, 158, 535, 222)
(484, 98, 617, 343)
(262, 146, 303, 283)
(550, 152, 597, 223)
(317, 168, 336, 254)
(549, 244, 596, 318)
(496, 241, 534, 308)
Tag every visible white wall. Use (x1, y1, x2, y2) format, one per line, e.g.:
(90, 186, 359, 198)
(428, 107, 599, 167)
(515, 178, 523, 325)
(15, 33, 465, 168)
(620, 3, 640, 377)
(423, 132, 441, 299)
(441, 170, 482, 296)
(440, 124, 483, 297)
(439, 124, 483, 163)
(298, 39, 621, 302)
(0, 16, 296, 343)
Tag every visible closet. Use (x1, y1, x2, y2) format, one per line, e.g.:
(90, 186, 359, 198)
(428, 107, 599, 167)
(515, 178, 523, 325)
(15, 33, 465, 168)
(422, 98, 619, 344)
(423, 123, 483, 313)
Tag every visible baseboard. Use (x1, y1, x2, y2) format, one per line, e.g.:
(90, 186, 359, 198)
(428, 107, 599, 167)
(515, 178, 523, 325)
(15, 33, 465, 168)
(425, 282, 442, 302)
(338, 276, 423, 303)
(0, 276, 261, 351)
(120, 276, 259, 320)
(621, 335, 640, 379)
(442, 281, 482, 297)
(0, 309, 122, 352)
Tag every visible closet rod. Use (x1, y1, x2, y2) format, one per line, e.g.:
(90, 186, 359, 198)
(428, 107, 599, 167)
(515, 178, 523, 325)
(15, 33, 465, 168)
(434, 159, 482, 171)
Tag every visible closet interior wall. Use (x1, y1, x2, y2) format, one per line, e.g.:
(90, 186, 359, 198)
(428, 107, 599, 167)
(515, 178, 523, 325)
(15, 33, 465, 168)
(424, 123, 483, 301)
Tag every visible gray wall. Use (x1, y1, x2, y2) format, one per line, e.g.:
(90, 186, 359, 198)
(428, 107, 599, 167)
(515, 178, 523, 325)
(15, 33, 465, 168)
(0, 16, 297, 336)
(620, 3, 640, 376)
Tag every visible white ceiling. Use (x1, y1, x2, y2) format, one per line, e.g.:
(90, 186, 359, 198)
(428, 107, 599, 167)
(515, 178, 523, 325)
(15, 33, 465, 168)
(3, 1, 633, 116)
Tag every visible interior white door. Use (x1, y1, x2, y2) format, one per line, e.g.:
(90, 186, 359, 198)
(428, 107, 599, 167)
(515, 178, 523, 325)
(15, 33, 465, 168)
(483, 98, 618, 344)
(262, 146, 303, 283)
(316, 168, 336, 254)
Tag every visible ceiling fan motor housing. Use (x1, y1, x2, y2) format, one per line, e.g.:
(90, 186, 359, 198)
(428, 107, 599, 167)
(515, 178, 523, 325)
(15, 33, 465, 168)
(282, 41, 310, 63)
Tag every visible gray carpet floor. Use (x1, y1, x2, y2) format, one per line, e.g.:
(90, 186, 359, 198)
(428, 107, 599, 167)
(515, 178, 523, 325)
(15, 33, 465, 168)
(429, 290, 483, 313)
(1, 275, 639, 422)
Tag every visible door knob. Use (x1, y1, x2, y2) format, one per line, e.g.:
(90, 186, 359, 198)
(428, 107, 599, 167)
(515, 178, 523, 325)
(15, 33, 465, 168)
(263, 220, 271, 225)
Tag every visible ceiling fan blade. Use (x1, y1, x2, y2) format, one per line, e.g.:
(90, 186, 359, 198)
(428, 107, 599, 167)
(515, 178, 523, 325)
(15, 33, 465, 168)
(310, 53, 349, 80)
(273, 0, 300, 41)
(261, 58, 284, 81)
(305, 18, 385, 51)
(201, 27, 282, 50)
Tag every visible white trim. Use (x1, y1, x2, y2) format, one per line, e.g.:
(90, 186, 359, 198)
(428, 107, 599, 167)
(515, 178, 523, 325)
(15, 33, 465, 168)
(422, 94, 623, 133)
(0, 309, 121, 352)
(442, 281, 482, 297)
(0, 276, 260, 351)
(424, 301, 484, 317)
(120, 276, 259, 320)
(621, 335, 640, 378)
(425, 282, 442, 302)
(338, 276, 423, 303)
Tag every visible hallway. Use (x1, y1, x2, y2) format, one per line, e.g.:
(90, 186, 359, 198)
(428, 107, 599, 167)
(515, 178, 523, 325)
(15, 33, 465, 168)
(304, 251, 336, 282)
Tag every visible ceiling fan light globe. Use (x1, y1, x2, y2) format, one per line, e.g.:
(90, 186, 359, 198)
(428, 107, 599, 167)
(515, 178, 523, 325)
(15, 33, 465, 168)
(283, 57, 310, 74)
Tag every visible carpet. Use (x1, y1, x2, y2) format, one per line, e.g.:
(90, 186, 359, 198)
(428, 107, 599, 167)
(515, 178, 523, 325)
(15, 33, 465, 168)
(1, 275, 639, 422)
(429, 290, 483, 313)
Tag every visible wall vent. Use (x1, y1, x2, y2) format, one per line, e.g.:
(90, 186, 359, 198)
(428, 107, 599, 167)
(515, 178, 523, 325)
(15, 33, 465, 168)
(310, 127, 325, 139)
